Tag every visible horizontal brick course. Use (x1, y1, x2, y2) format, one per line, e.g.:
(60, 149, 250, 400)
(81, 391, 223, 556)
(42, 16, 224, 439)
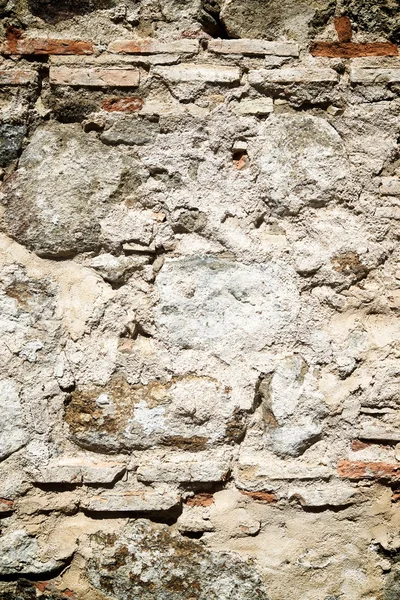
(238, 489, 277, 503)
(338, 460, 400, 481)
(350, 66, 400, 84)
(0, 68, 37, 85)
(208, 39, 299, 57)
(50, 66, 140, 87)
(108, 38, 199, 54)
(311, 42, 398, 59)
(249, 67, 339, 86)
(1, 37, 93, 56)
(153, 63, 241, 84)
(102, 97, 144, 112)
(0, 498, 14, 513)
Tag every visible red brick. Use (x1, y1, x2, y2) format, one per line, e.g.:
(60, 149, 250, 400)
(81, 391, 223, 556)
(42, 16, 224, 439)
(311, 42, 398, 58)
(238, 489, 277, 503)
(0, 69, 37, 85)
(2, 39, 93, 56)
(186, 493, 214, 507)
(102, 97, 144, 112)
(0, 498, 14, 512)
(108, 39, 198, 54)
(338, 460, 400, 481)
(1, 27, 93, 55)
(351, 439, 370, 451)
(334, 16, 353, 43)
(35, 582, 50, 593)
(50, 67, 140, 88)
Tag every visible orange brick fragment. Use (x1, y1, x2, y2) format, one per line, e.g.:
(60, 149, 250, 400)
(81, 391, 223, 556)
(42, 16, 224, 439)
(0, 498, 14, 511)
(186, 493, 214, 507)
(102, 97, 144, 112)
(392, 492, 400, 503)
(1, 28, 93, 55)
(311, 42, 398, 58)
(351, 439, 370, 452)
(338, 459, 400, 481)
(334, 16, 353, 43)
(239, 490, 277, 503)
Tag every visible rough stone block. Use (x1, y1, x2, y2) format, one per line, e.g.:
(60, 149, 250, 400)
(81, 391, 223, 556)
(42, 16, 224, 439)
(136, 453, 231, 483)
(83, 488, 180, 512)
(0, 379, 29, 461)
(350, 67, 400, 84)
(0, 124, 26, 167)
(65, 374, 241, 452)
(0, 123, 138, 257)
(33, 458, 126, 484)
(156, 256, 299, 355)
(233, 97, 274, 116)
(288, 483, 358, 507)
(381, 177, 400, 196)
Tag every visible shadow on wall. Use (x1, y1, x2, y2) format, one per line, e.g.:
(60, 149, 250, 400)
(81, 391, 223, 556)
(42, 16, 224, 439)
(28, 0, 115, 23)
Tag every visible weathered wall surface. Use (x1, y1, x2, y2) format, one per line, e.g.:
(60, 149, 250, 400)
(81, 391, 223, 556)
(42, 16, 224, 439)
(1, 1, 400, 599)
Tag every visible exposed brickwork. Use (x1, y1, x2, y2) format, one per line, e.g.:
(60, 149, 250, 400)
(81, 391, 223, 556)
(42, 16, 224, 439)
(2, 6, 400, 599)
(0, 68, 37, 85)
(50, 67, 140, 87)
(1, 30, 93, 56)
(186, 493, 214, 507)
(102, 97, 144, 112)
(311, 41, 398, 58)
(334, 16, 353, 42)
(338, 460, 400, 481)
(238, 490, 277, 503)
(108, 38, 199, 54)
(0, 498, 14, 512)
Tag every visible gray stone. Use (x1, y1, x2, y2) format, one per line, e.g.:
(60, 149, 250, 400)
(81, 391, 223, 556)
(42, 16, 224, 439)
(86, 519, 270, 599)
(100, 117, 159, 146)
(0, 124, 26, 168)
(0, 379, 29, 462)
(258, 115, 350, 213)
(156, 256, 299, 356)
(220, 0, 335, 42)
(0, 530, 72, 575)
(343, 0, 400, 43)
(0, 124, 138, 258)
(64, 374, 239, 452)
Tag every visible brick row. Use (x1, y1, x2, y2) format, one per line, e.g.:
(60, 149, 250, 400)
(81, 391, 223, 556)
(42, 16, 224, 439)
(50, 67, 140, 87)
(208, 39, 299, 57)
(338, 460, 400, 481)
(311, 42, 398, 59)
(249, 67, 339, 86)
(1, 29, 93, 56)
(350, 66, 400, 84)
(108, 38, 198, 54)
(0, 68, 37, 85)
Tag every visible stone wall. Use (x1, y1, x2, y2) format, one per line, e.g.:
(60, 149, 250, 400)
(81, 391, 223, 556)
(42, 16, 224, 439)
(1, 1, 400, 599)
